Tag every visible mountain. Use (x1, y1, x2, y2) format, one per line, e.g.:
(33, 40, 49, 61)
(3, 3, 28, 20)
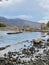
(0, 17, 41, 29)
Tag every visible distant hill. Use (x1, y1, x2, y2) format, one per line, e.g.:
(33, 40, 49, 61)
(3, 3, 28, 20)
(0, 17, 41, 29)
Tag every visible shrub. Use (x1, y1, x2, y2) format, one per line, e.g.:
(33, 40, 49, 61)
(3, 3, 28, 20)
(0, 22, 6, 27)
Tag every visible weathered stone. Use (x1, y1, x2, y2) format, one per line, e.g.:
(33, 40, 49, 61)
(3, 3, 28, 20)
(33, 38, 42, 44)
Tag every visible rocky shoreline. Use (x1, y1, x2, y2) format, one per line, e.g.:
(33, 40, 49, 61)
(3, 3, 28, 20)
(0, 33, 49, 65)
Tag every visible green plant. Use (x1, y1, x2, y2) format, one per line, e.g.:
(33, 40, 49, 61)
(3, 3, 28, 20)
(47, 21, 49, 28)
(0, 22, 6, 27)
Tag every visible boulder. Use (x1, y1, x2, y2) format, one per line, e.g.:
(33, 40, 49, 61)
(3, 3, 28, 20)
(33, 38, 42, 44)
(47, 38, 49, 42)
(47, 32, 49, 35)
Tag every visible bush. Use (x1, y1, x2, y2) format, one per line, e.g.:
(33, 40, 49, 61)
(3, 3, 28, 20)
(0, 22, 6, 27)
(47, 21, 49, 28)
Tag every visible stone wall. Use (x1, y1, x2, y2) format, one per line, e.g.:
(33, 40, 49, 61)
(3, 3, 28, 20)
(0, 27, 20, 31)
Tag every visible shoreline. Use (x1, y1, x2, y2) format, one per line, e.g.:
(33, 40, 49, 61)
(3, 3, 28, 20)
(0, 31, 49, 65)
(0, 36, 49, 65)
(0, 27, 49, 32)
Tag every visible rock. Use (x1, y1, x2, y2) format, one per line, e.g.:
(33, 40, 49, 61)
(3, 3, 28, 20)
(0, 45, 10, 51)
(36, 49, 39, 52)
(47, 32, 49, 35)
(35, 58, 45, 65)
(47, 42, 49, 46)
(41, 39, 45, 41)
(29, 46, 35, 54)
(24, 45, 26, 47)
(47, 38, 49, 42)
(31, 58, 35, 61)
(33, 38, 42, 44)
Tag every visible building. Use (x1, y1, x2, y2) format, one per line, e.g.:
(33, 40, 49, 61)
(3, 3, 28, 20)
(41, 23, 46, 30)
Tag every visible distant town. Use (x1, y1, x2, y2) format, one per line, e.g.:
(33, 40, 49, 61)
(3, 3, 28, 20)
(0, 21, 49, 32)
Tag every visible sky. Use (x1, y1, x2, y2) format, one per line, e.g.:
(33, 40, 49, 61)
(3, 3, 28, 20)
(0, 0, 49, 23)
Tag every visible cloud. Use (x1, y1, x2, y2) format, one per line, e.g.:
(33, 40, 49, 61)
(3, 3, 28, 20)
(15, 15, 33, 21)
(35, 0, 49, 23)
(37, 0, 49, 10)
(38, 15, 49, 24)
(4, 15, 33, 20)
(0, 0, 49, 23)
(16, 15, 33, 19)
(38, 20, 48, 24)
(0, 0, 24, 7)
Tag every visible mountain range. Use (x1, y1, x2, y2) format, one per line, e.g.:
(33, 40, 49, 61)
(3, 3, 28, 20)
(0, 17, 41, 29)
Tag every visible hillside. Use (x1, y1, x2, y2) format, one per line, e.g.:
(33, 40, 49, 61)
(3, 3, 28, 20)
(0, 17, 41, 29)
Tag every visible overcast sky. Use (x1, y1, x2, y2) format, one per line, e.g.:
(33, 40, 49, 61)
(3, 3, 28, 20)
(0, 0, 49, 23)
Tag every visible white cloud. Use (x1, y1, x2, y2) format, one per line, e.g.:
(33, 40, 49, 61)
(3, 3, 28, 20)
(38, 20, 48, 24)
(4, 15, 34, 21)
(43, 16, 49, 20)
(16, 15, 33, 19)
(37, 0, 49, 10)
(0, 0, 24, 7)
(0, 0, 49, 23)
(36, 0, 49, 23)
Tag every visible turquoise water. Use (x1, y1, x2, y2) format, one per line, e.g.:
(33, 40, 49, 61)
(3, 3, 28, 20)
(0, 31, 41, 47)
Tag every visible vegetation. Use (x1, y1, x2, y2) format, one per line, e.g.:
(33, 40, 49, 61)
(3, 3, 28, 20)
(0, 22, 6, 27)
(47, 21, 49, 28)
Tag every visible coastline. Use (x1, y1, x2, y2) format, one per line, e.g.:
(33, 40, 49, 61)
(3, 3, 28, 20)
(0, 27, 49, 32)
(0, 31, 49, 65)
